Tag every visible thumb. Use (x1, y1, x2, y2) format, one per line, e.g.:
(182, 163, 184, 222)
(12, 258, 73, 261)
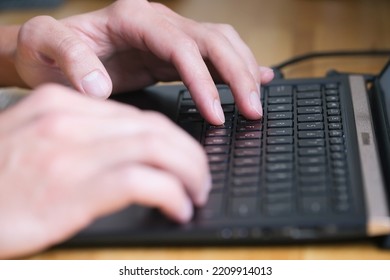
(17, 16, 112, 98)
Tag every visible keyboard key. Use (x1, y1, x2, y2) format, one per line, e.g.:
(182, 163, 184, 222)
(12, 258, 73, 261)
(297, 84, 321, 92)
(205, 145, 229, 154)
(329, 123, 342, 130)
(325, 89, 339, 96)
(298, 122, 324, 130)
(268, 104, 293, 112)
(298, 157, 326, 165)
(300, 175, 326, 185)
(234, 157, 260, 166)
(235, 139, 261, 148)
(267, 128, 293, 136)
(268, 112, 293, 120)
(298, 114, 323, 122)
(267, 163, 293, 172)
(267, 145, 294, 153)
(301, 197, 327, 214)
(330, 137, 344, 145)
(232, 176, 259, 186)
(299, 147, 326, 156)
(297, 91, 321, 99)
(268, 120, 293, 128)
(237, 122, 262, 131)
(265, 192, 293, 203)
(325, 83, 338, 90)
(298, 107, 322, 114)
(329, 130, 343, 137)
(266, 172, 293, 182)
(268, 97, 292, 104)
(327, 109, 340, 115)
(206, 128, 230, 137)
(208, 154, 229, 163)
(298, 131, 325, 139)
(299, 166, 326, 174)
(300, 185, 327, 195)
(267, 136, 293, 145)
(328, 116, 341, 122)
(330, 145, 344, 152)
(234, 148, 261, 157)
(209, 163, 228, 173)
(205, 137, 230, 145)
(230, 197, 257, 218)
(327, 102, 340, 109)
(298, 139, 325, 147)
(297, 99, 322, 106)
(268, 85, 293, 97)
(264, 202, 293, 216)
(266, 182, 293, 193)
(266, 154, 294, 162)
(233, 166, 260, 176)
(236, 131, 262, 139)
(326, 96, 339, 102)
(231, 187, 258, 196)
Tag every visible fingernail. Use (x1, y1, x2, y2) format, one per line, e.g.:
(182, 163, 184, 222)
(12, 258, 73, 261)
(179, 200, 194, 223)
(259, 67, 274, 81)
(213, 99, 225, 124)
(198, 173, 212, 205)
(81, 70, 111, 98)
(249, 91, 263, 117)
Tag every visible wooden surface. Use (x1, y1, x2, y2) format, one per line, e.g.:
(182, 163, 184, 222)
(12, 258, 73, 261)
(2, 0, 390, 260)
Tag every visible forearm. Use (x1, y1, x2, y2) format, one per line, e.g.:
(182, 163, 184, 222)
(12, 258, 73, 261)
(0, 25, 26, 87)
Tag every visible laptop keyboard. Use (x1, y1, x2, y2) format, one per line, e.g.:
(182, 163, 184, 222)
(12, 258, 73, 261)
(178, 83, 351, 221)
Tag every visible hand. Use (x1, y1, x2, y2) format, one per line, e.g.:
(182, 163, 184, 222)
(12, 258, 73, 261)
(14, 0, 274, 125)
(0, 84, 210, 259)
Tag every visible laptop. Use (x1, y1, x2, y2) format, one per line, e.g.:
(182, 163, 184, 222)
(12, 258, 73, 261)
(2, 60, 389, 247)
(56, 59, 390, 248)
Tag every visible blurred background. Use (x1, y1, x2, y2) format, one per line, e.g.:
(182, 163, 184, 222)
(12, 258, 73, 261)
(1, 0, 389, 79)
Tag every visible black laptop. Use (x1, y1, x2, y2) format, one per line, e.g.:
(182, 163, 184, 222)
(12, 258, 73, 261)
(55, 59, 390, 247)
(3, 60, 388, 247)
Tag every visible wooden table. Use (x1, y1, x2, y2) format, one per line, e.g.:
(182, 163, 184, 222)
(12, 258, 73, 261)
(2, 0, 390, 259)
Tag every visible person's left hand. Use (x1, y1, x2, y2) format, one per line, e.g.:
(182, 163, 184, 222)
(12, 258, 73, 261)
(14, 0, 274, 125)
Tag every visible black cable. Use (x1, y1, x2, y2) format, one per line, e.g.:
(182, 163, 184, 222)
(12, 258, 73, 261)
(271, 49, 390, 76)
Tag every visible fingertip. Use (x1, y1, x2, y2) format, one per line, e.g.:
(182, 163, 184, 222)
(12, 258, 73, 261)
(259, 66, 275, 84)
(212, 98, 225, 125)
(249, 91, 263, 118)
(175, 199, 194, 223)
(81, 69, 112, 99)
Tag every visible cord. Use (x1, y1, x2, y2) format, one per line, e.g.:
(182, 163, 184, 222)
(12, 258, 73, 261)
(271, 49, 390, 79)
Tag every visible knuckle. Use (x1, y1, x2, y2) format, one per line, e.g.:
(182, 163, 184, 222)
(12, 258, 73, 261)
(143, 111, 172, 128)
(32, 110, 70, 139)
(214, 23, 237, 36)
(57, 36, 91, 65)
(28, 84, 72, 111)
(19, 16, 55, 42)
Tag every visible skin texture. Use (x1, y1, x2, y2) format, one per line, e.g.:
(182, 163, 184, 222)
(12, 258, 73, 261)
(0, 0, 274, 258)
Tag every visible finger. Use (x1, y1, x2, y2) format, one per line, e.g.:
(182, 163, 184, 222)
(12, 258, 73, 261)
(0, 84, 141, 133)
(149, 6, 264, 120)
(89, 165, 194, 223)
(200, 30, 262, 119)
(259, 66, 275, 84)
(109, 6, 225, 125)
(73, 130, 211, 207)
(16, 16, 112, 98)
(147, 24, 225, 125)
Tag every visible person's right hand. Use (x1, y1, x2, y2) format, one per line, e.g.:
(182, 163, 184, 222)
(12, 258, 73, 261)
(0, 84, 210, 259)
